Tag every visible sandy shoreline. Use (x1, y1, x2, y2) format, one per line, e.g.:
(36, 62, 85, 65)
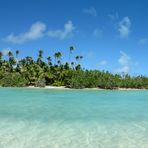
(117, 88, 146, 91)
(0, 85, 147, 90)
(27, 86, 107, 90)
(26, 86, 147, 91)
(27, 86, 69, 89)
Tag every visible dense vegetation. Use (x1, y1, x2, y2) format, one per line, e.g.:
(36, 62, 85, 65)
(0, 47, 148, 89)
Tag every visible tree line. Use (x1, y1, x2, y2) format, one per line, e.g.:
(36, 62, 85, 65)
(0, 47, 148, 89)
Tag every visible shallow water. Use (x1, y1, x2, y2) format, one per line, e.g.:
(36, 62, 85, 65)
(0, 88, 148, 148)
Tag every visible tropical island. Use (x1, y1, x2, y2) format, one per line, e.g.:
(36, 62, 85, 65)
(0, 46, 148, 89)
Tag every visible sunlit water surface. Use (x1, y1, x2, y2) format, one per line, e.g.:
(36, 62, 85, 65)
(0, 88, 148, 148)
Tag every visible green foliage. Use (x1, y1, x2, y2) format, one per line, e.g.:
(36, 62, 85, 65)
(0, 48, 148, 89)
(68, 70, 98, 89)
(66, 70, 148, 89)
(35, 76, 46, 87)
(0, 72, 28, 87)
(52, 80, 64, 86)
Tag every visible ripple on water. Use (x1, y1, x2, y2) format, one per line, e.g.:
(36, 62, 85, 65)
(0, 119, 148, 148)
(0, 89, 148, 147)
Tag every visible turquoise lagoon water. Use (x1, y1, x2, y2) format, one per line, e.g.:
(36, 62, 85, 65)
(0, 88, 148, 148)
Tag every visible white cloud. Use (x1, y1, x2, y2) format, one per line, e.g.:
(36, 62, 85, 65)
(116, 51, 139, 74)
(4, 22, 46, 44)
(118, 51, 131, 66)
(93, 29, 103, 37)
(98, 60, 107, 66)
(108, 12, 119, 21)
(118, 17, 131, 38)
(139, 38, 148, 45)
(83, 7, 97, 17)
(48, 21, 75, 40)
(116, 51, 131, 73)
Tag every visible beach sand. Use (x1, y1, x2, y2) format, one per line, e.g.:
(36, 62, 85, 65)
(27, 86, 147, 90)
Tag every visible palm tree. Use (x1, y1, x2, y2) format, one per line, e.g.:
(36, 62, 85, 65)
(75, 64, 81, 70)
(80, 56, 83, 60)
(80, 56, 83, 65)
(26, 56, 33, 65)
(15, 50, 20, 67)
(75, 55, 83, 65)
(19, 59, 26, 66)
(47, 56, 52, 66)
(75, 56, 79, 60)
(0, 51, 3, 66)
(8, 51, 13, 57)
(71, 62, 74, 69)
(8, 51, 14, 69)
(0, 51, 3, 60)
(38, 50, 43, 59)
(64, 62, 69, 70)
(9, 56, 16, 71)
(69, 46, 74, 64)
(75, 56, 79, 63)
(57, 60, 61, 65)
(16, 50, 19, 59)
(37, 50, 43, 66)
(54, 52, 62, 65)
(54, 52, 58, 65)
(57, 52, 62, 59)
(57, 52, 62, 66)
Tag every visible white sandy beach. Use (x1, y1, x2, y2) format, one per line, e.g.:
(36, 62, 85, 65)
(26, 86, 147, 90)
(27, 86, 69, 89)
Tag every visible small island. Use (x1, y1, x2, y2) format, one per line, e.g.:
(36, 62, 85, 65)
(1, 1, 148, 147)
(0, 47, 148, 89)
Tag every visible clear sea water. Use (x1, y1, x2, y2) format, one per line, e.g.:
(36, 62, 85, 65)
(0, 88, 148, 148)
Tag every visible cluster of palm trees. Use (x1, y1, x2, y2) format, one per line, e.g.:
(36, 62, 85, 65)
(0, 46, 84, 87)
(0, 50, 18, 71)
(0, 46, 83, 69)
(1, 46, 148, 89)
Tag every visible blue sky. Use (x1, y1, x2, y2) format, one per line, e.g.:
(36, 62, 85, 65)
(0, 0, 148, 75)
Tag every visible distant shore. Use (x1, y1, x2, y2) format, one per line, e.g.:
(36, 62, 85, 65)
(0, 85, 147, 90)
(25, 86, 147, 90)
